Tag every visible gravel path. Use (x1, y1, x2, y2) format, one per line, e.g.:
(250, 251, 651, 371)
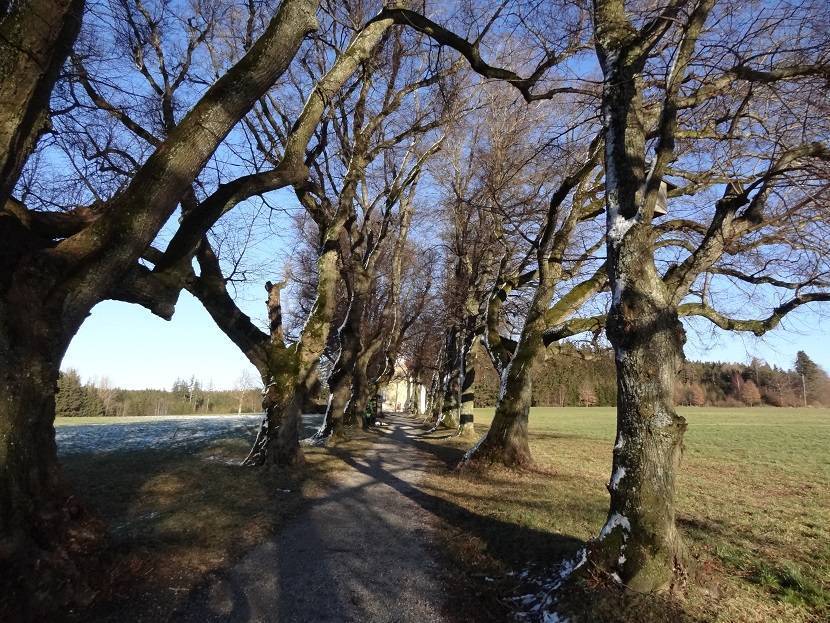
(177, 413, 453, 623)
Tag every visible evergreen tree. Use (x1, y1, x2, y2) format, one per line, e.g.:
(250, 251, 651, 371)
(794, 351, 830, 405)
(55, 370, 85, 417)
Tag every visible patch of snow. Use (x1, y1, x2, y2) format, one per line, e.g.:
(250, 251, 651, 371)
(608, 214, 637, 245)
(618, 554, 626, 566)
(498, 368, 509, 400)
(557, 548, 587, 581)
(610, 572, 623, 584)
(611, 276, 626, 307)
(510, 550, 587, 622)
(56, 413, 324, 456)
(462, 430, 489, 462)
(610, 466, 626, 490)
(602, 92, 640, 248)
(613, 433, 625, 450)
(571, 548, 588, 573)
(653, 408, 673, 428)
(599, 512, 631, 540)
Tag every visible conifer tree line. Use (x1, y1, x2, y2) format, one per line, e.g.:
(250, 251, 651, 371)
(2, 0, 830, 613)
(55, 371, 260, 417)
(471, 347, 830, 408)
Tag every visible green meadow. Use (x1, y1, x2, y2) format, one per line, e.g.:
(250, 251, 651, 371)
(424, 407, 830, 622)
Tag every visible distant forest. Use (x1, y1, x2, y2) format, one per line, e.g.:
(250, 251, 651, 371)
(56, 348, 830, 418)
(472, 346, 830, 409)
(55, 373, 260, 418)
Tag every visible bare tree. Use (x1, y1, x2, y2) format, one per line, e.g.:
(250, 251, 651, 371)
(380, 0, 830, 591)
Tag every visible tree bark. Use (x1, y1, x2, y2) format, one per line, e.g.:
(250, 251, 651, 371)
(350, 350, 373, 428)
(436, 325, 462, 430)
(592, 223, 688, 592)
(466, 322, 537, 466)
(457, 332, 477, 438)
(0, 300, 102, 616)
(246, 236, 341, 464)
(0, 0, 84, 206)
(587, 17, 690, 589)
(312, 270, 369, 441)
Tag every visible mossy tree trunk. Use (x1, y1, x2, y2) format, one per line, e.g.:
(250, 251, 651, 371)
(0, 282, 106, 615)
(245, 233, 341, 464)
(593, 224, 688, 590)
(586, 0, 709, 588)
(469, 293, 544, 466)
(457, 330, 478, 438)
(313, 269, 369, 441)
(1, 0, 319, 609)
(468, 156, 601, 466)
(437, 325, 462, 429)
(350, 354, 372, 427)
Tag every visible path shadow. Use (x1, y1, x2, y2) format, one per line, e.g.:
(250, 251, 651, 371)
(329, 419, 584, 570)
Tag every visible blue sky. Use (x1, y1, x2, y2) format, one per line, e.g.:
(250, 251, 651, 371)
(62, 284, 830, 390)
(63, 293, 262, 389)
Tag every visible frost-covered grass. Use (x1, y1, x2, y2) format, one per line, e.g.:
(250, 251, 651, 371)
(55, 414, 264, 455)
(418, 407, 830, 622)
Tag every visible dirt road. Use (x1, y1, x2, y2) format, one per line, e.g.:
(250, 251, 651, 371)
(176, 414, 458, 622)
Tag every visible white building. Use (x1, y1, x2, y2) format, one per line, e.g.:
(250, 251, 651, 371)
(380, 359, 426, 413)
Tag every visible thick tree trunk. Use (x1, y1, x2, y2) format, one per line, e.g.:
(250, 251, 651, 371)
(313, 271, 369, 441)
(466, 269, 558, 466)
(437, 325, 461, 429)
(423, 353, 444, 425)
(316, 365, 352, 440)
(464, 350, 534, 468)
(349, 355, 372, 428)
(457, 334, 477, 438)
(0, 308, 102, 617)
(591, 225, 688, 591)
(246, 237, 341, 464)
(587, 40, 690, 590)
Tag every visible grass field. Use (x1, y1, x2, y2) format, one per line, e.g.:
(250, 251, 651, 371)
(59, 420, 340, 621)
(56, 408, 828, 621)
(417, 407, 829, 622)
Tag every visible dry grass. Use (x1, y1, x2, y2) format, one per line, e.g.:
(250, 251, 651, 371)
(61, 435, 344, 622)
(414, 407, 830, 622)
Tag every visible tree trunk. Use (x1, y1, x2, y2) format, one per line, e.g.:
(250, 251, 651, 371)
(0, 307, 102, 617)
(424, 353, 444, 425)
(312, 270, 369, 441)
(457, 333, 477, 439)
(466, 267, 558, 466)
(246, 236, 341, 464)
(591, 225, 688, 592)
(587, 45, 689, 589)
(464, 351, 534, 468)
(437, 325, 461, 429)
(349, 353, 372, 428)
(315, 364, 352, 440)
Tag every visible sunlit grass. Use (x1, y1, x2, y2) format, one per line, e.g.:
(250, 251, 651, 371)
(419, 407, 830, 622)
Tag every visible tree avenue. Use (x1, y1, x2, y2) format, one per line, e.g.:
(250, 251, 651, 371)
(1, 0, 829, 617)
